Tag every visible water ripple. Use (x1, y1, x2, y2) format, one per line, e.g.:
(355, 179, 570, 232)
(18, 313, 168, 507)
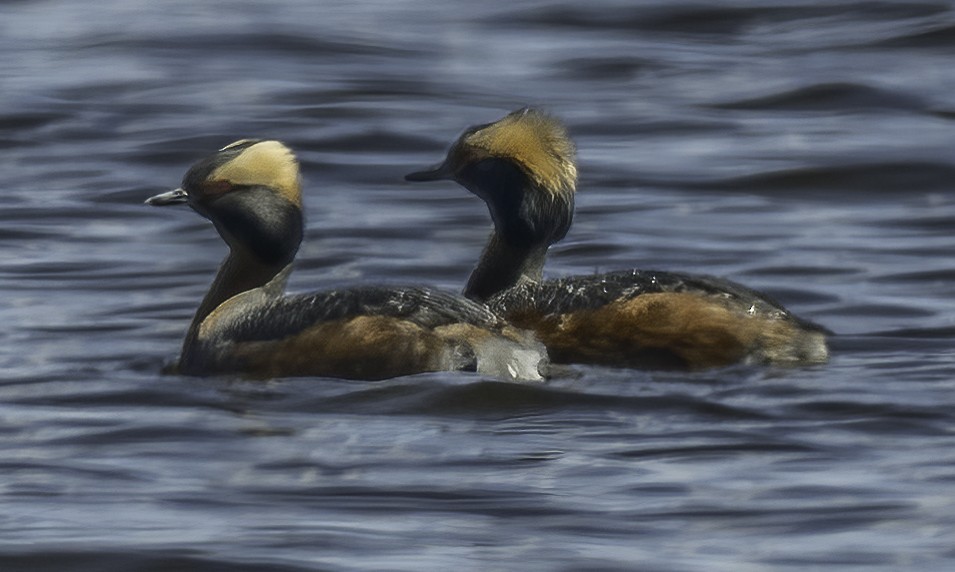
(3, 0, 955, 569)
(710, 82, 928, 112)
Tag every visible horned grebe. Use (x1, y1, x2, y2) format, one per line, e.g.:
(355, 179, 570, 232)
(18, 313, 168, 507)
(406, 109, 828, 369)
(147, 139, 546, 380)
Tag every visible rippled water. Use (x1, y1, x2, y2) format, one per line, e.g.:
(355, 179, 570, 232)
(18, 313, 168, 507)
(3, 0, 955, 570)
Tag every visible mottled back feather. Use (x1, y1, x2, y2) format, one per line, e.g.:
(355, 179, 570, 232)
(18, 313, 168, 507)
(488, 269, 829, 334)
(221, 285, 502, 344)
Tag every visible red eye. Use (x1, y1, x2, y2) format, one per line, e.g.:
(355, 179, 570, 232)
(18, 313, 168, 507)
(201, 180, 233, 196)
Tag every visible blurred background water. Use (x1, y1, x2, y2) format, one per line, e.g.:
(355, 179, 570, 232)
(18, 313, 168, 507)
(3, 0, 955, 570)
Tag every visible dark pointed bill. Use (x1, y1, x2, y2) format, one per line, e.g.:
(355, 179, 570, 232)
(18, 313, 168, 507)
(404, 162, 453, 182)
(145, 188, 189, 206)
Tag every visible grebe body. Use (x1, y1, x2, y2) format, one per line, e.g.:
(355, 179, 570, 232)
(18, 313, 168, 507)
(406, 109, 828, 369)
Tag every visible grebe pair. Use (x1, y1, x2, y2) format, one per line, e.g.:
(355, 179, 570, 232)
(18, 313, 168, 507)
(148, 111, 828, 380)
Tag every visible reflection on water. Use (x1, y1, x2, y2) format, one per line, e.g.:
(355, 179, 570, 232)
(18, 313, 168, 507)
(3, 0, 955, 569)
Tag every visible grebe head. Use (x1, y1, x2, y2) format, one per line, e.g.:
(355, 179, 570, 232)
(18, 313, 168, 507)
(406, 108, 577, 247)
(146, 139, 304, 267)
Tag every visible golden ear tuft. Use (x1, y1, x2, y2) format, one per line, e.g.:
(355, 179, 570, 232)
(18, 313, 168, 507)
(219, 139, 260, 151)
(211, 140, 302, 206)
(464, 109, 578, 196)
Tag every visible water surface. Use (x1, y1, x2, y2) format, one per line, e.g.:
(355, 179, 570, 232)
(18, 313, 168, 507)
(3, 0, 955, 570)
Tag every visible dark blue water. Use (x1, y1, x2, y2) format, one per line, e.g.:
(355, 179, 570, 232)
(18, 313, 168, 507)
(3, 0, 955, 570)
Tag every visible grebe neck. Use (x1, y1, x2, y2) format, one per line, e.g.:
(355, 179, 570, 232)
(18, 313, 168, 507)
(464, 232, 548, 302)
(180, 249, 290, 372)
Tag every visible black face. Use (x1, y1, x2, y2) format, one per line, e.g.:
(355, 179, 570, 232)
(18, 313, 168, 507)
(210, 186, 303, 266)
(175, 141, 302, 266)
(458, 157, 573, 248)
(178, 140, 263, 218)
(458, 158, 529, 235)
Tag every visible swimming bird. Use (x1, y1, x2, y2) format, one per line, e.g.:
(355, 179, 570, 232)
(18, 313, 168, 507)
(147, 139, 545, 381)
(406, 109, 829, 369)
